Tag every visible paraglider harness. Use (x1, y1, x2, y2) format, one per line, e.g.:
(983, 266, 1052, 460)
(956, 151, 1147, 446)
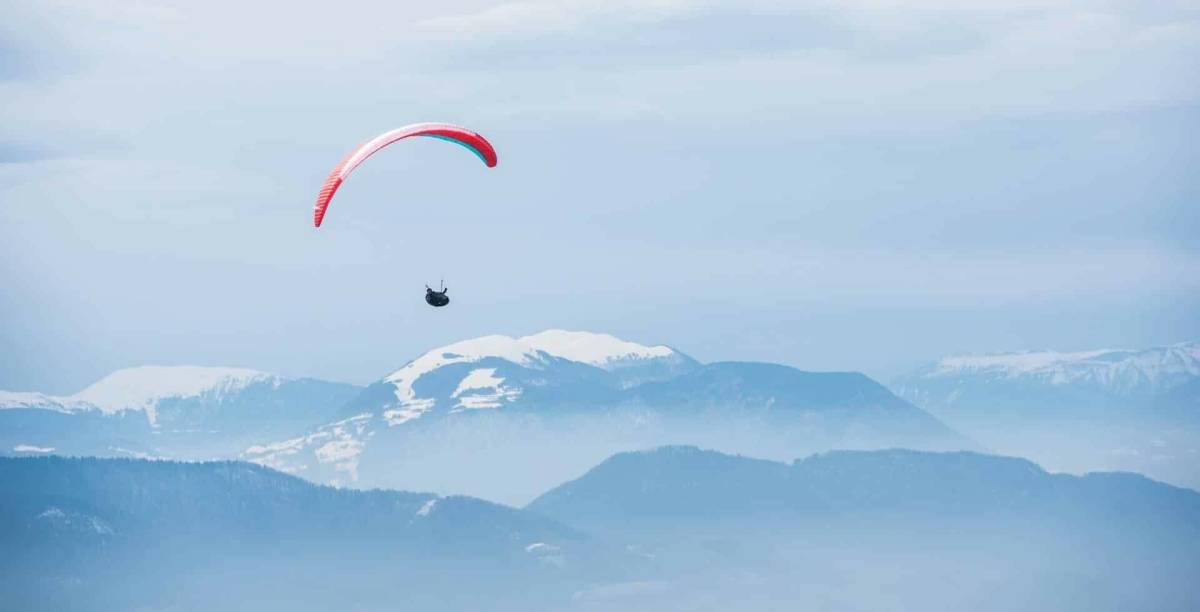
(425, 281, 449, 307)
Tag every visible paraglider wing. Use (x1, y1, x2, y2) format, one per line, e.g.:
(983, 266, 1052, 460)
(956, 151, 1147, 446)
(313, 122, 498, 227)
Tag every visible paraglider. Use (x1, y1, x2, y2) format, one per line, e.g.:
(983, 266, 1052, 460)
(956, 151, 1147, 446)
(312, 122, 498, 228)
(312, 122, 498, 308)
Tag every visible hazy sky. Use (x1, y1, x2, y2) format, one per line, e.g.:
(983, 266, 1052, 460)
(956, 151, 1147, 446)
(2, 0, 1198, 393)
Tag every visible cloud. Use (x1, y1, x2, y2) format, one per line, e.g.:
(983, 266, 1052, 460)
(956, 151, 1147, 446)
(2, 0, 1196, 153)
(413, 0, 713, 41)
(0, 1, 1196, 390)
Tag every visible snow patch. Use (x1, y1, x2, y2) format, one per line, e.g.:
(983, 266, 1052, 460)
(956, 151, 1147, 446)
(451, 368, 522, 410)
(383, 400, 435, 426)
(13, 444, 54, 453)
(75, 366, 278, 416)
(525, 541, 566, 567)
(39, 507, 66, 519)
(525, 542, 561, 554)
(416, 498, 439, 517)
(243, 413, 373, 480)
(314, 439, 363, 463)
(108, 447, 161, 460)
(37, 507, 115, 535)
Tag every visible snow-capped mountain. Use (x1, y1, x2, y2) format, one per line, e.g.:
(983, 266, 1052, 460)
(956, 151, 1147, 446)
(893, 341, 1200, 416)
(244, 330, 965, 503)
(72, 366, 280, 422)
(0, 366, 361, 459)
(3, 330, 967, 503)
(2, 366, 280, 422)
(376, 330, 697, 426)
(891, 341, 1200, 491)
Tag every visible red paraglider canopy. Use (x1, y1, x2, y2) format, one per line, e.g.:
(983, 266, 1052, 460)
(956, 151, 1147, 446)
(313, 122, 498, 228)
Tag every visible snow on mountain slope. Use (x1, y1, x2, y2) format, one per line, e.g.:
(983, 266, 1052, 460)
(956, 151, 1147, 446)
(242, 330, 966, 502)
(931, 349, 1119, 377)
(243, 331, 696, 486)
(892, 341, 1200, 430)
(521, 330, 677, 368)
(387, 330, 677, 382)
(0, 391, 93, 413)
(0, 366, 361, 453)
(913, 342, 1199, 395)
(891, 342, 1200, 492)
(1, 366, 279, 425)
(381, 330, 690, 425)
(73, 366, 279, 414)
(451, 368, 522, 410)
(245, 413, 375, 485)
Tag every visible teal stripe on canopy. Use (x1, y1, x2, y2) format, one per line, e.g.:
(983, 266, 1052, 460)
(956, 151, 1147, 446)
(421, 134, 488, 164)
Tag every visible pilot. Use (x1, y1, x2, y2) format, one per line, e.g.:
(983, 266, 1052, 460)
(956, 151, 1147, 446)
(425, 285, 450, 307)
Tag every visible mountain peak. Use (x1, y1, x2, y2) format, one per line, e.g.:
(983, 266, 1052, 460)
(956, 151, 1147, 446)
(379, 330, 692, 426)
(390, 329, 679, 373)
(517, 329, 678, 368)
(384, 328, 682, 382)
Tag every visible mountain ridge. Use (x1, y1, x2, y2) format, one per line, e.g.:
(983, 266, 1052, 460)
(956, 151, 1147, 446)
(240, 331, 967, 502)
(6, 449, 1198, 612)
(896, 341, 1200, 405)
(0, 455, 617, 612)
(1, 368, 362, 460)
(526, 444, 1200, 532)
(3, 330, 967, 503)
(889, 340, 1200, 490)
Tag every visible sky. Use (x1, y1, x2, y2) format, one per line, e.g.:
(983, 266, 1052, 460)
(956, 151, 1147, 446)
(1, 0, 1198, 394)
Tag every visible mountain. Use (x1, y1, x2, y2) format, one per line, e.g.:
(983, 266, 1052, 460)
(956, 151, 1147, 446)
(526, 446, 1200, 612)
(892, 341, 1200, 418)
(244, 330, 967, 504)
(369, 329, 698, 424)
(0, 456, 623, 612)
(630, 362, 957, 446)
(528, 445, 1200, 532)
(2, 331, 969, 506)
(5, 450, 1196, 611)
(0, 366, 361, 459)
(891, 341, 1200, 490)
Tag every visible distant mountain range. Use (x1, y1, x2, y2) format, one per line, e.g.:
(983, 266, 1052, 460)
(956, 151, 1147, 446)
(8, 333, 1197, 501)
(0, 367, 361, 458)
(235, 330, 966, 502)
(3, 330, 966, 504)
(891, 341, 1200, 490)
(893, 341, 1199, 419)
(6, 336, 1197, 610)
(4, 449, 1196, 612)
